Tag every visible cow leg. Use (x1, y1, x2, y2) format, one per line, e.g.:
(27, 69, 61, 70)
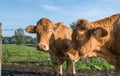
(53, 63, 63, 76)
(50, 54, 64, 76)
(115, 64, 120, 76)
(115, 55, 120, 76)
(66, 60, 76, 76)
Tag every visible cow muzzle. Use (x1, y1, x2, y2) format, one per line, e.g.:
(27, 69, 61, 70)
(37, 43, 49, 51)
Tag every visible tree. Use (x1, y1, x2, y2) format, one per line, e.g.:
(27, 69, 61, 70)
(24, 36, 33, 44)
(11, 36, 16, 44)
(30, 37, 37, 44)
(15, 28, 25, 45)
(70, 22, 76, 29)
(4, 38, 9, 44)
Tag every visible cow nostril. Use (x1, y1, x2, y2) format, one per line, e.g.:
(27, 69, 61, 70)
(38, 43, 49, 50)
(43, 45, 46, 48)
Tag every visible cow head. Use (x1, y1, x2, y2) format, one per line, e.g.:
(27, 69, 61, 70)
(25, 18, 63, 52)
(66, 19, 108, 62)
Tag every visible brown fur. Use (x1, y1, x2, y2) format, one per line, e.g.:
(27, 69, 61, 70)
(67, 13, 120, 75)
(25, 18, 76, 75)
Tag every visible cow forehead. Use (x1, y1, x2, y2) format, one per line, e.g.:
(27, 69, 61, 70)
(37, 22, 54, 28)
(74, 29, 86, 35)
(78, 30, 85, 34)
(36, 24, 54, 32)
(37, 18, 54, 27)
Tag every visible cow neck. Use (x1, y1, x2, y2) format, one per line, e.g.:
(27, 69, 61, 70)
(79, 36, 101, 56)
(92, 14, 119, 28)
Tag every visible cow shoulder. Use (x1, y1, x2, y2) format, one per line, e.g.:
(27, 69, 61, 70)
(55, 22, 65, 29)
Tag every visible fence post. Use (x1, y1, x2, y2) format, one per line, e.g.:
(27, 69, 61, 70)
(0, 22, 2, 76)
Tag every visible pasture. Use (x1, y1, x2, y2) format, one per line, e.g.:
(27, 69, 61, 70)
(2, 44, 51, 66)
(2, 44, 114, 70)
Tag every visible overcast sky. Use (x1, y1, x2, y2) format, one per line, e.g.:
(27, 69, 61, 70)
(0, 0, 120, 37)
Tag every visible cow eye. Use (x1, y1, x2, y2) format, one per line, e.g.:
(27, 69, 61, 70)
(77, 34, 83, 40)
(49, 29, 53, 33)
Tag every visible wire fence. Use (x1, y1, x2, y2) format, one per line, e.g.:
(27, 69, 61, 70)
(0, 23, 2, 76)
(2, 29, 22, 31)
(2, 28, 72, 31)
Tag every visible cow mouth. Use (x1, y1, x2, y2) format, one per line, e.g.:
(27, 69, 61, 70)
(70, 57, 80, 62)
(37, 46, 49, 52)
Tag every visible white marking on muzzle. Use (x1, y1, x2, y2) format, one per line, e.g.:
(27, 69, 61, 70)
(38, 43, 49, 51)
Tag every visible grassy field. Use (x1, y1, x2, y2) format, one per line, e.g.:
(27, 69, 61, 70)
(2, 44, 51, 66)
(2, 44, 114, 70)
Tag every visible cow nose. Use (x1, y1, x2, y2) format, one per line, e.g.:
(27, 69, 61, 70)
(38, 43, 49, 51)
(40, 44, 46, 49)
(40, 44, 45, 48)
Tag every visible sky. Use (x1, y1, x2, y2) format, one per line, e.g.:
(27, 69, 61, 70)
(0, 0, 120, 37)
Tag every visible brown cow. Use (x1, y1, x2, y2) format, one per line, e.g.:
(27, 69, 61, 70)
(66, 13, 120, 76)
(25, 18, 76, 76)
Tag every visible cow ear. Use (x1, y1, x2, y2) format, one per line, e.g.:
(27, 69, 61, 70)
(55, 22, 64, 26)
(55, 22, 64, 28)
(54, 22, 64, 30)
(25, 25, 36, 33)
(92, 27, 108, 39)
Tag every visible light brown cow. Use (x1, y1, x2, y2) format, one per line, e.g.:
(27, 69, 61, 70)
(25, 18, 76, 76)
(66, 13, 120, 76)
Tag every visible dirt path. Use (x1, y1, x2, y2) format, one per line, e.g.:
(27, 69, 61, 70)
(2, 65, 115, 76)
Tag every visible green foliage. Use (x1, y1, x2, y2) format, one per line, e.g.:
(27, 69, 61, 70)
(75, 57, 114, 70)
(15, 28, 25, 45)
(2, 37, 12, 44)
(70, 22, 76, 29)
(2, 36, 37, 44)
(25, 36, 37, 44)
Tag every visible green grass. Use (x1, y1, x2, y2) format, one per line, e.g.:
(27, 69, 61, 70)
(2, 44, 51, 65)
(2, 44, 114, 70)
(75, 57, 114, 70)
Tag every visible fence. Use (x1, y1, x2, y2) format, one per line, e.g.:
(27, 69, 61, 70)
(0, 23, 2, 76)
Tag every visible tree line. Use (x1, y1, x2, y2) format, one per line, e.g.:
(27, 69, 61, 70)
(2, 28, 37, 45)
